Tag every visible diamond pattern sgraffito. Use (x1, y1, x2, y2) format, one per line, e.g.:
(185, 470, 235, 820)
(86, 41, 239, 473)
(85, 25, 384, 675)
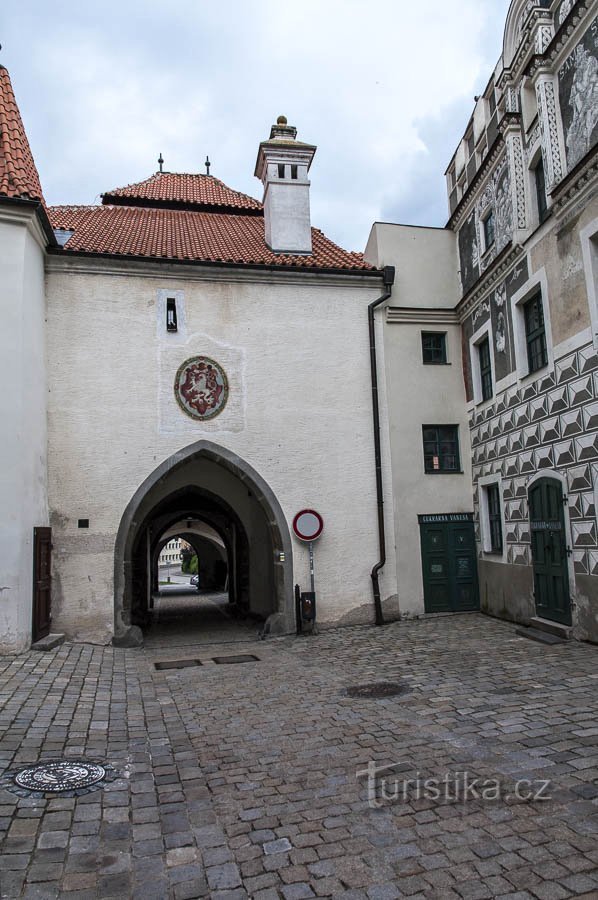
(471, 339, 598, 565)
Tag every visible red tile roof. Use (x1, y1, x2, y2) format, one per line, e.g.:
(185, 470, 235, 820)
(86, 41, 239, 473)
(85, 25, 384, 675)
(48, 204, 372, 270)
(102, 172, 262, 213)
(0, 66, 45, 203)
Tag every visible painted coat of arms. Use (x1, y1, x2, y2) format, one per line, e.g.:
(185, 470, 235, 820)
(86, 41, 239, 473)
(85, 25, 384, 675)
(174, 356, 228, 420)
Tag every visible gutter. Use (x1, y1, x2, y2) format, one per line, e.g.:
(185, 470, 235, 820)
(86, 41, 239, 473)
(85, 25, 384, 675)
(369, 265, 395, 627)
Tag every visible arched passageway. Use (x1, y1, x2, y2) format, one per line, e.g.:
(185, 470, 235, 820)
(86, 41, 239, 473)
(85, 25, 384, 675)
(113, 441, 293, 647)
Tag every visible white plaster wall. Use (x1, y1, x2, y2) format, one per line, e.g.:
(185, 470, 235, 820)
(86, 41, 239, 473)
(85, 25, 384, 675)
(366, 223, 474, 615)
(264, 182, 312, 253)
(365, 223, 462, 307)
(45, 263, 396, 639)
(0, 211, 48, 652)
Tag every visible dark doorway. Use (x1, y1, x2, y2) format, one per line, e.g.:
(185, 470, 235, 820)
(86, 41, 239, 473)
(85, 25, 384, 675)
(419, 514, 479, 613)
(114, 441, 293, 646)
(529, 478, 572, 626)
(32, 527, 52, 642)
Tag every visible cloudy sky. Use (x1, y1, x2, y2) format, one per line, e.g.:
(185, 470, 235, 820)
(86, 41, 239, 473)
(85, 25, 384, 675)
(3, 0, 511, 251)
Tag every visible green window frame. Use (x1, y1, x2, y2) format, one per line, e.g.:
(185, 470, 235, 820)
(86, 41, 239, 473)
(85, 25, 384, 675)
(421, 332, 447, 365)
(478, 337, 493, 402)
(524, 291, 548, 374)
(422, 425, 460, 474)
(486, 483, 503, 554)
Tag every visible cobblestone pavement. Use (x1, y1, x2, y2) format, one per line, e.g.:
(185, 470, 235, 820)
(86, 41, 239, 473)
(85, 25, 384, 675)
(0, 614, 597, 899)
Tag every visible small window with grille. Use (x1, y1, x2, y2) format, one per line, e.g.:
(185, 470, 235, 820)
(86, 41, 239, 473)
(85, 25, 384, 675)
(421, 332, 447, 365)
(422, 425, 460, 473)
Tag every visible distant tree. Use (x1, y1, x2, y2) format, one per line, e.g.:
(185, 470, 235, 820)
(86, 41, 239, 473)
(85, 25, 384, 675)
(189, 554, 198, 575)
(180, 545, 194, 573)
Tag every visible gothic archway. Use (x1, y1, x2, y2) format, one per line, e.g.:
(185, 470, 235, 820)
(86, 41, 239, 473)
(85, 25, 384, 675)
(113, 441, 293, 646)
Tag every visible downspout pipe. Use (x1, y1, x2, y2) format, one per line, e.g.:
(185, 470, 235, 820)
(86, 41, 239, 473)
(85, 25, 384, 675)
(369, 265, 395, 626)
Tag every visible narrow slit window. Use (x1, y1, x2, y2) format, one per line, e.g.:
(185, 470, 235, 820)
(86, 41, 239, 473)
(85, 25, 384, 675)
(483, 210, 495, 250)
(524, 292, 548, 373)
(278, 163, 286, 178)
(479, 337, 493, 402)
(166, 297, 177, 332)
(535, 158, 548, 224)
(291, 165, 298, 180)
(486, 484, 503, 554)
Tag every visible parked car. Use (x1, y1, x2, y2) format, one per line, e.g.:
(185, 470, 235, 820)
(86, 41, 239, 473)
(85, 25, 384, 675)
(190, 574, 200, 590)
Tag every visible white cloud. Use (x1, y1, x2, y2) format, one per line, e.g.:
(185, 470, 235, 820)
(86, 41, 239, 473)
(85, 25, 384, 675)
(3, 0, 511, 246)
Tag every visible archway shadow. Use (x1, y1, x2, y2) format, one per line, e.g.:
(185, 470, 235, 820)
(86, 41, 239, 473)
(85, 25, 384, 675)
(143, 589, 263, 650)
(114, 440, 294, 647)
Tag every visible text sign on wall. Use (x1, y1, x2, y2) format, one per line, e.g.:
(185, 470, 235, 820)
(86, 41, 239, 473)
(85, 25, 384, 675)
(293, 510, 324, 542)
(418, 513, 474, 524)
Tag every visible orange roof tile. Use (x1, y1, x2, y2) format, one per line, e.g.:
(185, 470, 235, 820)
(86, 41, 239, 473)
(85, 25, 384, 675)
(48, 204, 372, 270)
(0, 66, 45, 203)
(102, 172, 262, 212)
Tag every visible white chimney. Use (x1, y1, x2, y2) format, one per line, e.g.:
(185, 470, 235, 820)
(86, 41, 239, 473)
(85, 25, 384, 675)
(254, 116, 316, 255)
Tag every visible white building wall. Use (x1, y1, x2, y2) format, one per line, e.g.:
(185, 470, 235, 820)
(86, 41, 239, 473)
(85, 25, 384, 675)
(45, 260, 397, 641)
(0, 209, 48, 652)
(365, 223, 474, 616)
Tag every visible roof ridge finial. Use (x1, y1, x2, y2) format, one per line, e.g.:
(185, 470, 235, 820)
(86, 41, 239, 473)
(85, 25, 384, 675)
(158, 153, 164, 174)
(205, 155, 211, 176)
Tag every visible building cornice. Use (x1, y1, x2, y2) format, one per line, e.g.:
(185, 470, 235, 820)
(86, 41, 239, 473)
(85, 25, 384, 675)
(498, 6, 554, 89)
(456, 244, 523, 322)
(446, 129, 512, 230)
(0, 199, 51, 251)
(386, 307, 459, 325)
(550, 144, 598, 216)
(527, 0, 593, 79)
(44, 251, 384, 289)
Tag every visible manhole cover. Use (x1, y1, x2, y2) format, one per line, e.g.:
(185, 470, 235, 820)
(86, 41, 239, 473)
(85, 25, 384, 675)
(213, 654, 260, 664)
(155, 659, 202, 670)
(345, 681, 407, 699)
(14, 761, 106, 792)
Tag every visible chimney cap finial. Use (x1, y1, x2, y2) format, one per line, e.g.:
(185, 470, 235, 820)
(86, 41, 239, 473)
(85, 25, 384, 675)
(277, 115, 287, 125)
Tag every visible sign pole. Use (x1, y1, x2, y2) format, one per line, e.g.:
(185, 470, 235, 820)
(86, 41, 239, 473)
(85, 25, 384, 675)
(309, 541, 315, 594)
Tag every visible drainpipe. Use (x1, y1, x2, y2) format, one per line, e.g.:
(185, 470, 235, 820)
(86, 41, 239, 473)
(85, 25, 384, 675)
(369, 265, 395, 626)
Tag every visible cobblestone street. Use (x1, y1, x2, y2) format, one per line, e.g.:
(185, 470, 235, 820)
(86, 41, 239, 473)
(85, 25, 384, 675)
(0, 614, 597, 899)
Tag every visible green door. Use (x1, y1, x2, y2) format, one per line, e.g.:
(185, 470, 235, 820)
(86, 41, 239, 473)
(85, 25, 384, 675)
(529, 479, 572, 626)
(419, 515, 479, 613)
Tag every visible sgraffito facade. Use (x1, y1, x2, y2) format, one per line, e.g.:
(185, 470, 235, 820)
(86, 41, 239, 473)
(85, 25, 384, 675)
(448, 0, 598, 641)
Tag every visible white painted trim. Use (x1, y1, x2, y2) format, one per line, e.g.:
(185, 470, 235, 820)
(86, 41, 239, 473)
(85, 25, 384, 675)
(469, 318, 495, 408)
(553, 327, 593, 362)
(579, 216, 598, 350)
(510, 266, 554, 385)
(525, 469, 577, 604)
(478, 473, 507, 562)
(495, 370, 519, 395)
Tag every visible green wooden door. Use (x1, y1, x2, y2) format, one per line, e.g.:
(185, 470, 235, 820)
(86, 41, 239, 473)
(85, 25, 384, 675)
(529, 479, 572, 626)
(419, 515, 479, 613)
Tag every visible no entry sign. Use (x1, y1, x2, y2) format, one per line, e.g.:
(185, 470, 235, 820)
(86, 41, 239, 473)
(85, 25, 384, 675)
(292, 509, 324, 542)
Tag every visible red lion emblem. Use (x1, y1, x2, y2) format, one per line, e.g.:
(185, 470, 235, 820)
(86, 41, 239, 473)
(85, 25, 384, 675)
(175, 357, 228, 420)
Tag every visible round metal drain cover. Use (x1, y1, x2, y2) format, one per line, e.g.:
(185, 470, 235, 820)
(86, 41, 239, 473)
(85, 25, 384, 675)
(345, 681, 406, 699)
(14, 761, 106, 793)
